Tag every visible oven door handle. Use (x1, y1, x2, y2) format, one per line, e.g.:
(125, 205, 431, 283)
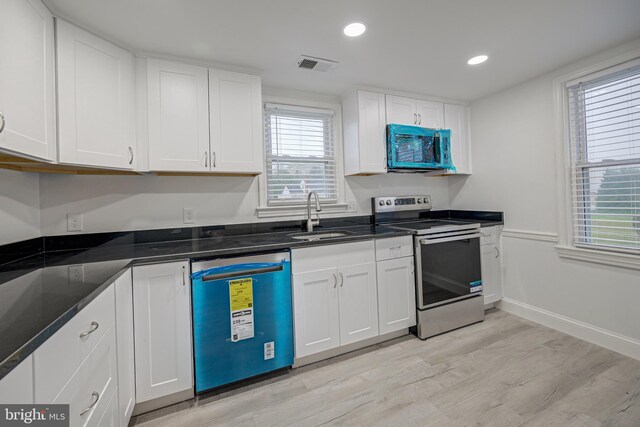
(419, 233, 482, 245)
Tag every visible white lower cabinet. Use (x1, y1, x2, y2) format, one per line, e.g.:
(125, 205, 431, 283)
(114, 270, 135, 426)
(338, 263, 379, 345)
(132, 261, 193, 403)
(480, 226, 503, 305)
(291, 268, 341, 357)
(0, 355, 34, 403)
(50, 326, 118, 427)
(292, 241, 379, 359)
(376, 257, 416, 334)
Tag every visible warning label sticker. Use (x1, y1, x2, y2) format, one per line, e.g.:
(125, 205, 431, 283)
(229, 278, 254, 341)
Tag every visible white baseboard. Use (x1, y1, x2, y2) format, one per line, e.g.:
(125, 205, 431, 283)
(498, 298, 640, 361)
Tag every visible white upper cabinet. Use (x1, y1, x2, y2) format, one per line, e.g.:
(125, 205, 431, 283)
(385, 95, 444, 128)
(0, 0, 56, 161)
(56, 19, 136, 169)
(343, 90, 387, 175)
(385, 95, 417, 126)
(416, 100, 444, 128)
(146, 59, 210, 172)
(443, 103, 472, 174)
(209, 69, 263, 173)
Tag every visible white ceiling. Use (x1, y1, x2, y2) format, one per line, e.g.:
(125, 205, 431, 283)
(44, 0, 640, 102)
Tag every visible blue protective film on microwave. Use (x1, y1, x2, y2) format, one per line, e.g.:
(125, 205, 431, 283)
(387, 124, 455, 170)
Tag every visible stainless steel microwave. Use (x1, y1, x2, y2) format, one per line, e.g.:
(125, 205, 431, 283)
(386, 124, 454, 171)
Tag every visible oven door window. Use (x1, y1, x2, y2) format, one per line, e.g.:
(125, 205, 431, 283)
(419, 237, 481, 308)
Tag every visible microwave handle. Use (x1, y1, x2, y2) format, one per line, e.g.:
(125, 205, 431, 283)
(419, 233, 482, 245)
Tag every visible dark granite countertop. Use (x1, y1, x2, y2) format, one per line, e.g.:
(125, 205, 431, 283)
(0, 220, 411, 380)
(0, 210, 503, 380)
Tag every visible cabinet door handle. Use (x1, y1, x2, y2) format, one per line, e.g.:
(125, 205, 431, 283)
(182, 265, 187, 286)
(0, 112, 5, 134)
(339, 272, 344, 287)
(495, 246, 500, 259)
(80, 392, 100, 416)
(413, 113, 417, 124)
(79, 321, 99, 339)
(128, 146, 134, 165)
(204, 151, 208, 168)
(212, 151, 216, 168)
(418, 113, 422, 125)
(332, 272, 337, 288)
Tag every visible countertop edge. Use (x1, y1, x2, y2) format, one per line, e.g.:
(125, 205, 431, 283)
(0, 229, 414, 380)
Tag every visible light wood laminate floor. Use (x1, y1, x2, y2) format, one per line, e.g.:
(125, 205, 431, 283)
(131, 310, 640, 426)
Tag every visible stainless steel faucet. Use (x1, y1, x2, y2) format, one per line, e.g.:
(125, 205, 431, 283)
(306, 191, 322, 232)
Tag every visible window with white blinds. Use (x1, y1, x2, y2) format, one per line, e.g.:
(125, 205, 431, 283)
(264, 103, 337, 205)
(567, 62, 640, 253)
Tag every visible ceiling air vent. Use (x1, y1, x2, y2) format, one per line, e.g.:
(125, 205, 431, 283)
(297, 55, 338, 72)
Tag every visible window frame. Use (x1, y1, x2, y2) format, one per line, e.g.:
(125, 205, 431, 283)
(256, 95, 348, 218)
(554, 49, 640, 269)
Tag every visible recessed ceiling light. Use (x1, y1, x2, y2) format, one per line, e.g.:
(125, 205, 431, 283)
(467, 55, 488, 65)
(344, 22, 366, 37)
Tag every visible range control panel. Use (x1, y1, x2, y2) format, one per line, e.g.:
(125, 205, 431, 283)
(373, 195, 432, 213)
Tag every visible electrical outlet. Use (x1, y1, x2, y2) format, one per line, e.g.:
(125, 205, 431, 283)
(183, 207, 196, 224)
(67, 213, 83, 232)
(68, 265, 84, 283)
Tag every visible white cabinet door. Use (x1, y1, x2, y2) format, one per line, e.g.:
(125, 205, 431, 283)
(56, 20, 135, 169)
(416, 100, 444, 129)
(147, 59, 210, 172)
(338, 262, 379, 345)
(444, 103, 471, 174)
(481, 243, 503, 305)
(114, 270, 135, 427)
(480, 228, 502, 305)
(376, 257, 416, 334)
(0, 355, 33, 404)
(385, 95, 417, 126)
(133, 261, 193, 403)
(0, 0, 55, 161)
(209, 69, 263, 173)
(292, 268, 340, 358)
(358, 91, 387, 174)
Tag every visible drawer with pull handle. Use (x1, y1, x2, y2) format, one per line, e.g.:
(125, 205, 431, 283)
(375, 236, 413, 261)
(34, 284, 116, 402)
(49, 326, 118, 427)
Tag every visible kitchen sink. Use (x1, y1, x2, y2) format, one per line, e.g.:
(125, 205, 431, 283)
(288, 231, 353, 241)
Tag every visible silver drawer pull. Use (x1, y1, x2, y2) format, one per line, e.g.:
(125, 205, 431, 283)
(79, 321, 99, 338)
(0, 112, 5, 134)
(80, 392, 100, 416)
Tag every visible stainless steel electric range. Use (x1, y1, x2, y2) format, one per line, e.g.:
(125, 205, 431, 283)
(373, 195, 485, 339)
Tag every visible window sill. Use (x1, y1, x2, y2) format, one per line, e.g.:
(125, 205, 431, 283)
(555, 245, 640, 271)
(256, 203, 351, 219)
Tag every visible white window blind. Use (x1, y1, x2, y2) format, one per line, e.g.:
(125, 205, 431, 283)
(264, 103, 337, 206)
(567, 62, 640, 253)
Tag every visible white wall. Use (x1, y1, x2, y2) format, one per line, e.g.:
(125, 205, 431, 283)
(449, 38, 640, 358)
(0, 169, 41, 245)
(39, 173, 449, 235)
